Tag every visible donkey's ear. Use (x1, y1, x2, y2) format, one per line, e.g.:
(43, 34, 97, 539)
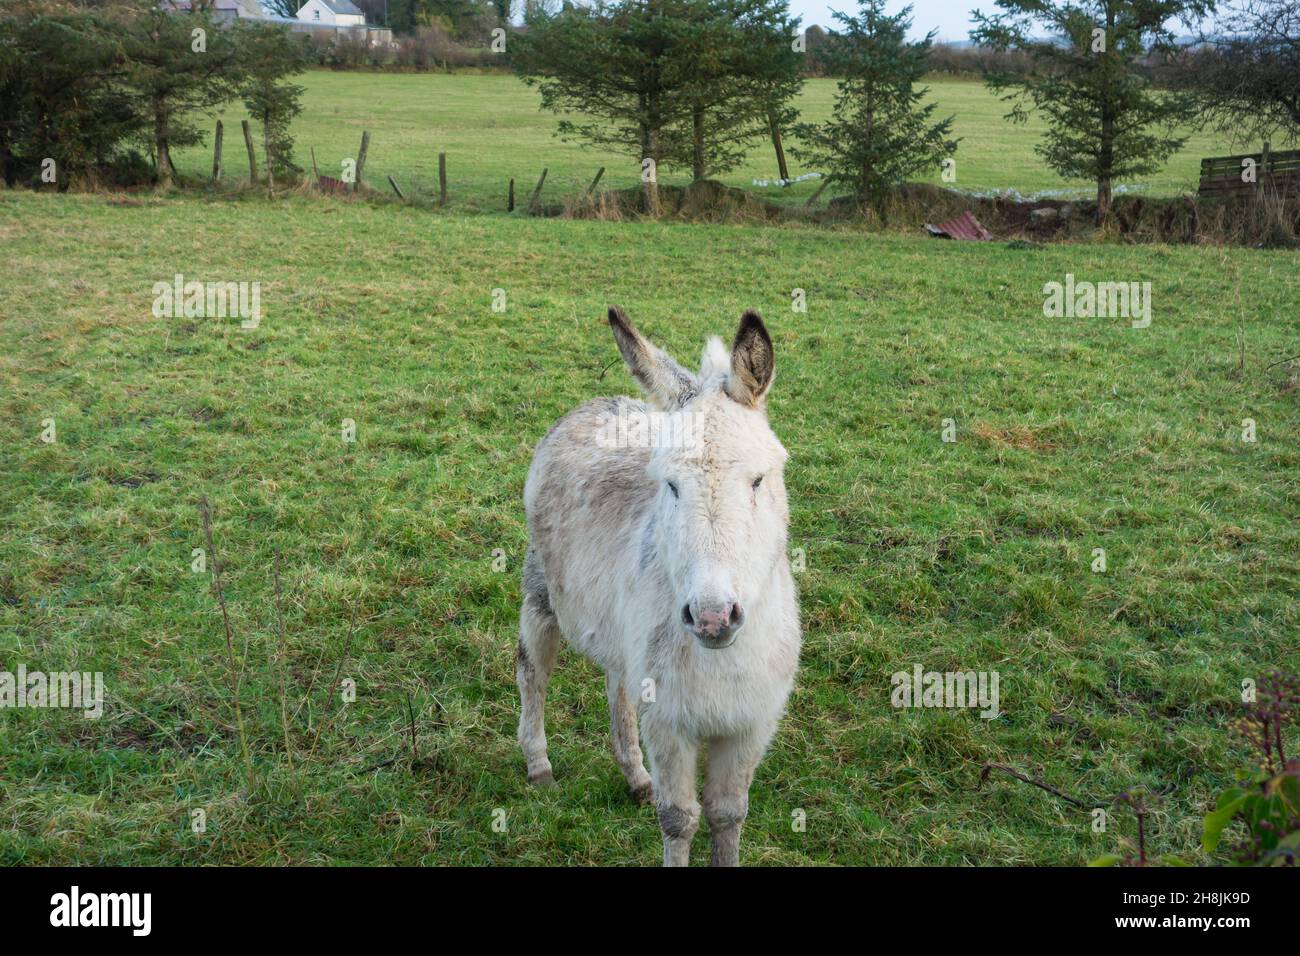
(725, 310, 775, 409)
(608, 306, 698, 410)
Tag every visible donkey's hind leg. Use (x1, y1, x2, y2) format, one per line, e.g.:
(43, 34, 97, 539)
(605, 674, 653, 805)
(517, 548, 561, 787)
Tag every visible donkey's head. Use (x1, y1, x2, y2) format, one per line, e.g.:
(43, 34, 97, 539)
(608, 307, 789, 650)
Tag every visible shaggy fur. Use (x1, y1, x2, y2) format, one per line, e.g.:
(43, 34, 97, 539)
(516, 307, 800, 866)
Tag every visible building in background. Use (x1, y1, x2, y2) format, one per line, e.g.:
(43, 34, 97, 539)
(294, 0, 366, 27)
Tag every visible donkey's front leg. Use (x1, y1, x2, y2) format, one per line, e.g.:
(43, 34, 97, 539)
(703, 731, 767, 867)
(646, 729, 699, 867)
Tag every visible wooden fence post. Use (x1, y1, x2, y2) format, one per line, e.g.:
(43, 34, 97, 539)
(241, 120, 257, 184)
(388, 175, 405, 200)
(528, 168, 548, 213)
(439, 152, 447, 206)
(586, 166, 605, 197)
(508, 178, 515, 212)
(354, 130, 370, 192)
(212, 120, 223, 183)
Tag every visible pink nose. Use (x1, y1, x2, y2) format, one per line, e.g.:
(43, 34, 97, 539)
(681, 601, 746, 645)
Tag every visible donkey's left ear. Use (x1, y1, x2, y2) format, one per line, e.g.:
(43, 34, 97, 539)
(725, 311, 775, 409)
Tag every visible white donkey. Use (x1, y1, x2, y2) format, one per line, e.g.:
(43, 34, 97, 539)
(516, 307, 800, 866)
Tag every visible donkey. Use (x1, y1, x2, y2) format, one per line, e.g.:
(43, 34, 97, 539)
(516, 307, 800, 866)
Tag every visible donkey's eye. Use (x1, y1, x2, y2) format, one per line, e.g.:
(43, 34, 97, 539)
(667, 481, 679, 499)
(752, 476, 764, 490)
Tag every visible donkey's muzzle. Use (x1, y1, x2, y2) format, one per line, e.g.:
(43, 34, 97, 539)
(682, 600, 745, 649)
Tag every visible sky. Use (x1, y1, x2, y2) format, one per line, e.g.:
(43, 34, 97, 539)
(786, 0, 1221, 41)
(789, 0, 986, 42)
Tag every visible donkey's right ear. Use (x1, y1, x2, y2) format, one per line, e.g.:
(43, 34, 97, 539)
(607, 306, 698, 410)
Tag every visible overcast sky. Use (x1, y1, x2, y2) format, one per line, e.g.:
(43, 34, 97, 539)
(787, 0, 1219, 41)
(789, 0, 984, 41)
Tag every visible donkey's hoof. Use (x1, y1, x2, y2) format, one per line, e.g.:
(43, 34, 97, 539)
(630, 781, 655, 806)
(528, 769, 556, 788)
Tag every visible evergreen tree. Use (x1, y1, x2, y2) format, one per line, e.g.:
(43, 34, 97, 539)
(667, 0, 803, 183)
(0, 8, 139, 188)
(971, 0, 1214, 222)
(792, 0, 957, 219)
(119, 6, 241, 186)
(514, 0, 804, 208)
(233, 20, 311, 187)
(514, 0, 695, 211)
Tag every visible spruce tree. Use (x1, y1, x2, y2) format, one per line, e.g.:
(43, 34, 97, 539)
(971, 0, 1214, 222)
(513, 0, 803, 208)
(233, 20, 311, 188)
(119, 7, 241, 187)
(668, 0, 803, 183)
(792, 0, 957, 220)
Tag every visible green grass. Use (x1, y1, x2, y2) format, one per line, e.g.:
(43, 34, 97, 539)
(173, 71, 1239, 209)
(1, 181, 1295, 865)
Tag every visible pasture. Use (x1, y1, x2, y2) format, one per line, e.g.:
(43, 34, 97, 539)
(172, 72, 1240, 207)
(0, 70, 1296, 866)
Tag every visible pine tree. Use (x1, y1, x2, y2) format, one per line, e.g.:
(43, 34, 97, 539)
(667, 0, 803, 183)
(971, 0, 1214, 223)
(513, 0, 803, 208)
(514, 0, 693, 212)
(120, 7, 241, 187)
(0, 8, 140, 188)
(232, 21, 311, 188)
(792, 0, 957, 220)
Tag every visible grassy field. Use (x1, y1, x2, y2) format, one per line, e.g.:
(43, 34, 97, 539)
(2, 174, 1296, 865)
(172, 71, 1239, 209)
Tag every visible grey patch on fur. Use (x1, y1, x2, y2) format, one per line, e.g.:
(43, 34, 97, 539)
(516, 639, 534, 680)
(639, 511, 657, 570)
(657, 803, 699, 840)
(705, 798, 749, 828)
(522, 545, 551, 615)
(631, 781, 655, 805)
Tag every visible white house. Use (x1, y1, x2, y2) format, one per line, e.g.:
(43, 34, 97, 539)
(296, 0, 365, 26)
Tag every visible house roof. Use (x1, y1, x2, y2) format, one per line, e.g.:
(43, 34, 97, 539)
(317, 0, 363, 14)
(165, 0, 263, 14)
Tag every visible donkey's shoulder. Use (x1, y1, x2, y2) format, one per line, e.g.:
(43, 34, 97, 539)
(527, 395, 653, 522)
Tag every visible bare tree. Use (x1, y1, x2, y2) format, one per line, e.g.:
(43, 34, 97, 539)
(1168, 0, 1300, 145)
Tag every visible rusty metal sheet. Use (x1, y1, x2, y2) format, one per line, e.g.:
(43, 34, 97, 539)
(317, 175, 348, 195)
(924, 209, 992, 241)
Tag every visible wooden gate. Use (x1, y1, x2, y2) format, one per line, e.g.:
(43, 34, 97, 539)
(1198, 143, 1300, 198)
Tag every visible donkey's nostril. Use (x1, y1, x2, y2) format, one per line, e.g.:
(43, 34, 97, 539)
(730, 603, 744, 627)
(682, 604, 694, 627)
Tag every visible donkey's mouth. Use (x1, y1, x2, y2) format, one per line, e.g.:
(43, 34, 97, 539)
(695, 633, 738, 651)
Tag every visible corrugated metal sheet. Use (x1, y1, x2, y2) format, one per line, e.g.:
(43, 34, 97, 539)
(924, 210, 992, 241)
